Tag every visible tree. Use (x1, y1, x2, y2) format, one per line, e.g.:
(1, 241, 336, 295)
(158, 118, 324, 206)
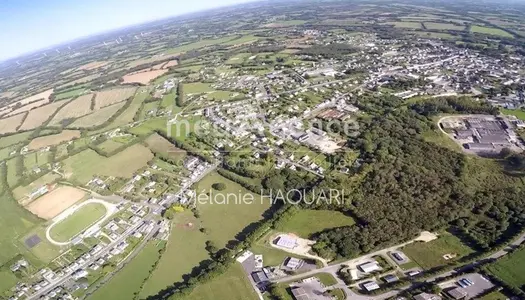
(212, 182, 226, 191)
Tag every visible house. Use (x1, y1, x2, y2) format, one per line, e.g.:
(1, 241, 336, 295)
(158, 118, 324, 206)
(362, 281, 380, 292)
(358, 261, 380, 273)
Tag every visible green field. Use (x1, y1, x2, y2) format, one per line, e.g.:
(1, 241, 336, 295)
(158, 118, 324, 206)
(96, 139, 127, 153)
(226, 53, 251, 65)
(180, 263, 259, 300)
(49, 202, 107, 242)
(0, 131, 32, 149)
(139, 101, 160, 120)
(54, 88, 87, 100)
(129, 118, 168, 136)
(402, 232, 475, 269)
(487, 247, 525, 291)
(386, 22, 422, 29)
(471, 25, 514, 38)
(160, 90, 177, 109)
(140, 212, 210, 298)
(424, 22, 465, 31)
(316, 273, 338, 286)
(501, 108, 525, 121)
(166, 36, 238, 54)
(413, 31, 457, 39)
(221, 34, 261, 46)
(197, 172, 271, 247)
(276, 209, 355, 239)
(20, 225, 62, 263)
(6, 157, 20, 187)
(23, 152, 50, 168)
(184, 82, 214, 94)
(89, 241, 163, 300)
(478, 291, 509, 300)
(62, 145, 153, 184)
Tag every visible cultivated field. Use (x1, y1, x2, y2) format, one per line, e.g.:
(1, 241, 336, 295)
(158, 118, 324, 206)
(276, 209, 355, 239)
(0, 113, 26, 134)
(122, 69, 169, 84)
(58, 74, 101, 89)
(163, 60, 179, 68)
(10, 88, 54, 108)
(77, 61, 110, 70)
(48, 202, 106, 242)
(49, 94, 93, 126)
(6, 98, 50, 117)
(127, 54, 179, 68)
(25, 186, 86, 220)
(94, 87, 136, 109)
(68, 101, 126, 128)
(144, 133, 187, 161)
(27, 130, 80, 150)
(62, 145, 153, 184)
(402, 232, 475, 269)
(18, 101, 66, 130)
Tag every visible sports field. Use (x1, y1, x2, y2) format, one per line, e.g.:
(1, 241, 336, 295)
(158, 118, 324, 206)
(487, 247, 525, 291)
(25, 186, 86, 219)
(27, 130, 80, 150)
(89, 241, 164, 300)
(402, 232, 475, 269)
(48, 202, 107, 242)
(275, 209, 355, 239)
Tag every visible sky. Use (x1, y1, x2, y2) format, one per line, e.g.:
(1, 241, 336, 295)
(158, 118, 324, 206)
(0, 0, 253, 61)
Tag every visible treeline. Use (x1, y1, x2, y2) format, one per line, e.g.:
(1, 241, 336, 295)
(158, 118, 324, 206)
(154, 130, 213, 163)
(175, 82, 185, 107)
(68, 96, 134, 131)
(410, 96, 499, 116)
(298, 43, 358, 59)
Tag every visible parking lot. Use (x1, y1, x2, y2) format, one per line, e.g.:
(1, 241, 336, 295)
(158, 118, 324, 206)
(439, 273, 495, 299)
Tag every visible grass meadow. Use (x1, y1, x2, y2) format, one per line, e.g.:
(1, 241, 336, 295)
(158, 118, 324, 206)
(89, 241, 164, 300)
(487, 247, 525, 291)
(275, 209, 355, 239)
(402, 232, 475, 269)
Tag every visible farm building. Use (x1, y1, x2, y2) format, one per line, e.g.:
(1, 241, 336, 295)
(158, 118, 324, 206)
(362, 281, 380, 292)
(284, 257, 303, 270)
(446, 288, 468, 300)
(274, 235, 298, 249)
(413, 293, 442, 300)
(291, 287, 308, 300)
(358, 261, 380, 273)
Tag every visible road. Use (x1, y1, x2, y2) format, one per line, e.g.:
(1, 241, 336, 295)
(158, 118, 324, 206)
(271, 230, 525, 300)
(28, 218, 149, 300)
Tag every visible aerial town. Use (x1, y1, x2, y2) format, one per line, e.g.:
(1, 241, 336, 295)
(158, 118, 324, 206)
(1, 0, 525, 300)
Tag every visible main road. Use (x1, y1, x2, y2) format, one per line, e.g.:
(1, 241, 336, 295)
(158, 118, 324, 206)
(271, 231, 525, 300)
